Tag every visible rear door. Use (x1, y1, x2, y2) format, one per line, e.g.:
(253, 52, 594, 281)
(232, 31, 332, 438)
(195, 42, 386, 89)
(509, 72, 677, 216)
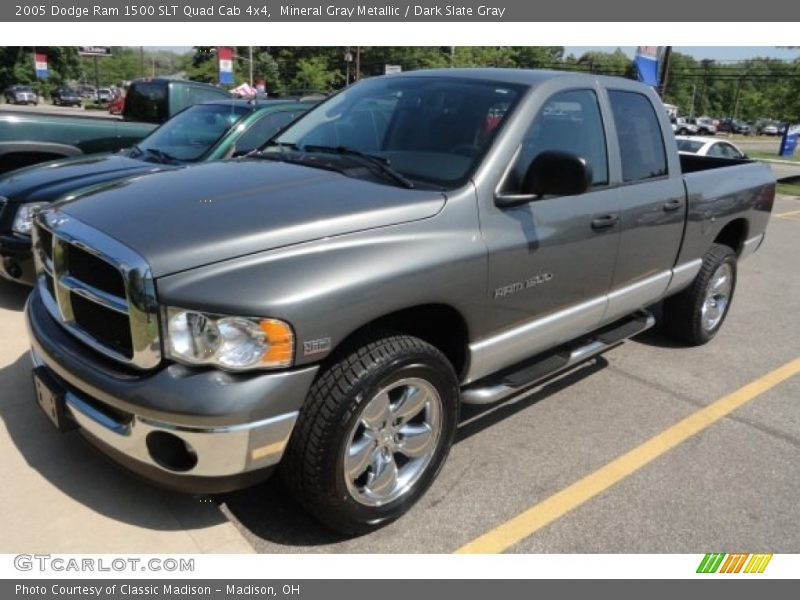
(603, 89, 686, 321)
(476, 88, 621, 376)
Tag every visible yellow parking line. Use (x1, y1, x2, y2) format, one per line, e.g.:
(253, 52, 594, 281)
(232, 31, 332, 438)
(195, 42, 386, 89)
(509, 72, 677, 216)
(455, 356, 800, 554)
(775, 209, 800, 217)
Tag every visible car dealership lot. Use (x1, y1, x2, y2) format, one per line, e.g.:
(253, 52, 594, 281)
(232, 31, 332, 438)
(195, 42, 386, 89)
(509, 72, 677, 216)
(1, 195, 799, 554)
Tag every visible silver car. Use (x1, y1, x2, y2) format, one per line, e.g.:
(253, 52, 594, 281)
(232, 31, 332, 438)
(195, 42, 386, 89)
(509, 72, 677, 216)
(4, 85, 37, 105)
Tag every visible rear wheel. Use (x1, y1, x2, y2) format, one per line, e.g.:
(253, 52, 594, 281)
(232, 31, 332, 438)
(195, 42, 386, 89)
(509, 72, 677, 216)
(663, 243, 737, 345)
(281, 334, 459, 535)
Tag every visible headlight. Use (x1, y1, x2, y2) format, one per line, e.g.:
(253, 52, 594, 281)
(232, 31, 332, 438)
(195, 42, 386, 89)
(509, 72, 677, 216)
(12, 202, 47, 235)
(164, 308, 294, 371)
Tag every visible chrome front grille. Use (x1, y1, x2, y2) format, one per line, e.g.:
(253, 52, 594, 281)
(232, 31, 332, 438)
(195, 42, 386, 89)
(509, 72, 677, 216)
(32, 210, 161, 369)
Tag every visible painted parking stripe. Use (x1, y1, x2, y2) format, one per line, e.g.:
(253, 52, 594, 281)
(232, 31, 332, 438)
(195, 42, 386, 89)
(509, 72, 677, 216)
(455, 356, 800, 554)
(774, 208, 800, 217)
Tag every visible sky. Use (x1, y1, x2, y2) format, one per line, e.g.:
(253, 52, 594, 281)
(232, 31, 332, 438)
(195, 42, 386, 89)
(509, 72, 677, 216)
(152, 47, 799, 62)
(565, 46, 799, 61)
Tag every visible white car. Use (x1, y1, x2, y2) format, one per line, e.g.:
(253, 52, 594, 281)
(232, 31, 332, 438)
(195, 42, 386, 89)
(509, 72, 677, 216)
(761, 124, 779, 136)
(675, 136, 747, 159)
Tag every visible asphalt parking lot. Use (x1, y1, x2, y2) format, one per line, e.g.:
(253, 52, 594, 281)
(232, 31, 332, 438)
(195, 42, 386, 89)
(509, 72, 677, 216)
(1, 194, 799, 554)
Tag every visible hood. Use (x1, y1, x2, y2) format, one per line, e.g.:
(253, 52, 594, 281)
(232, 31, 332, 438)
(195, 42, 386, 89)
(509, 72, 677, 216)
(0, 153, 171, 204)
(57, 159, 447, 277)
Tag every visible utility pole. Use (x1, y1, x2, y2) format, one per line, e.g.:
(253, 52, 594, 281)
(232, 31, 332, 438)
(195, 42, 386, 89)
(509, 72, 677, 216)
(140, 46, 145, 78)
(732, 76, 743, 121)
(248, 46, 254, 87)
(700, 59, 712, 116)
(659, 46, 672, 97)
(345, 47, 352, 85)
(689, 82, 696, 117)
(355, 46, 360, 82)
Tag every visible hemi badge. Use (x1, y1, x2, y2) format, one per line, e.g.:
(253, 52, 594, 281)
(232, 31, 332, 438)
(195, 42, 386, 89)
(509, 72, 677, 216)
(303, 337, 332, 356)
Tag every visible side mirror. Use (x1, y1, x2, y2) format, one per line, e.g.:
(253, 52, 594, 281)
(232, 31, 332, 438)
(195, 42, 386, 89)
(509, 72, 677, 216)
(523, 151, 592, 197)
(495, 151, 593, 208)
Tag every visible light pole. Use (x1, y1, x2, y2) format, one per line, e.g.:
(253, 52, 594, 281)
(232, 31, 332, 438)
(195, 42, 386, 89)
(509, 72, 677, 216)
(248, 46, 253, 87)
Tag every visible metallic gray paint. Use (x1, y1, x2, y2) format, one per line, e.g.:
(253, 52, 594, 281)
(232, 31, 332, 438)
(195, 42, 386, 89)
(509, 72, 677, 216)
(25, 70, 776, 492)
(26, 291, 318, 427)
(57, 160, 447, 277)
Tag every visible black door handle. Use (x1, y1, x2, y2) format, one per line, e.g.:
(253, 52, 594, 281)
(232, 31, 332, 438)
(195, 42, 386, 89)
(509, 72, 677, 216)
(591, 214, 619, 230)
(663, 199, 683, 212)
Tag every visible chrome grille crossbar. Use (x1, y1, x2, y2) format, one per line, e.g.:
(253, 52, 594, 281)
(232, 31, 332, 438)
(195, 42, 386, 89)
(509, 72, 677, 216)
(31, 209, 161, 369)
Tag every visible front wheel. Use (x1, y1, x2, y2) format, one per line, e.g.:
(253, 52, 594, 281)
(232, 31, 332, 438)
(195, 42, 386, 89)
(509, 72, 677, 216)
(663, 243, 737, 345)
(281, 334, 459, 535)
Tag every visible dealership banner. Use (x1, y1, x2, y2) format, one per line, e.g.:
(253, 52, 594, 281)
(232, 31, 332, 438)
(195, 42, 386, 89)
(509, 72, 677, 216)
(633, 46, 660, 87)
(2, 0, 800, 21)
(33, 51, 47, 78)
(218, 46, 234, 84)
(779, 124, 800, 158)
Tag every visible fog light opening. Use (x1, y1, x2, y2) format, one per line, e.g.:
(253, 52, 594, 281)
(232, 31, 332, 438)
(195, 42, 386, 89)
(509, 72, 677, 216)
(146, 431, 198, 472)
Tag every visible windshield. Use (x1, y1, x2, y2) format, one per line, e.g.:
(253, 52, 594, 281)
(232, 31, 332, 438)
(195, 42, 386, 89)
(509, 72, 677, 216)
(272, 76, 525, 188)
(136, 103, 250, 162)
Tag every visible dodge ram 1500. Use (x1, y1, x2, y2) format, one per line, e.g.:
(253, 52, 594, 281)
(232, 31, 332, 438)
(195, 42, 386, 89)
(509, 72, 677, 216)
(25, 69, 775, 534)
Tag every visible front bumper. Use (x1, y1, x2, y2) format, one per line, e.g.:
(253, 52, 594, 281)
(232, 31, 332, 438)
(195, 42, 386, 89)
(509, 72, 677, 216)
(26, 288, 319, 493)
(0, 233, 35, 285)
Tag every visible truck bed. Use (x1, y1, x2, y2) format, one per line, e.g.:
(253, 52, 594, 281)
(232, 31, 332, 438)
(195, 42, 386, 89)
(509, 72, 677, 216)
(677, 154, 775, 266)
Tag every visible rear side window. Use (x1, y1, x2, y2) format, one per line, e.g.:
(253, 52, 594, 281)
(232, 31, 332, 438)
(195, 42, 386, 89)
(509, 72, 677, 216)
(123, 82, 168, 123)
(505, 89, 608, 192)
(608, 90, 667, 182)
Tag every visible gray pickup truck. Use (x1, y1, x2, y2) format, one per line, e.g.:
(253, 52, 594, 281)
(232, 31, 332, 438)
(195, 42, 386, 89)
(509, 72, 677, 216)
(25, 69, 774, 535)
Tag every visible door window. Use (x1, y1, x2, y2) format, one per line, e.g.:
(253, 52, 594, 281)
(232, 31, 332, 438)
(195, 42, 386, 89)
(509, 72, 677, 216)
(504, 89, 608, 193)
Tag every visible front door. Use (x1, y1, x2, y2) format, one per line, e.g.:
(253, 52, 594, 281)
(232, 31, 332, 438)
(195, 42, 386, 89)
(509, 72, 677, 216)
(473, 88, 621, 380)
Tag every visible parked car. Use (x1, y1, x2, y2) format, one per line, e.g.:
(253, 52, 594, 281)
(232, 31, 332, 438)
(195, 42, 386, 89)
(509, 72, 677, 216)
(761, 124, 780, 136)
(686, 116, 716, 135)
(0, 99, 313, 285)
(718, 118, 752, 135)
(52, 87, 82, 107)
(675, 136, 747, 159)
(0, 78, 232, 175)
(24, 69, 775, 535)
(108, 94, 125, 115)
(4, 85, 37, 105)
(78, 85, 96, 99)
(95, 88, 113, 103)
(671, 116, 698, 135)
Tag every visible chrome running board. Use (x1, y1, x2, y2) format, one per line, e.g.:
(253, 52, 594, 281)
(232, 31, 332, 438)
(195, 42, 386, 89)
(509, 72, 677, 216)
(460, 311, 655, 405)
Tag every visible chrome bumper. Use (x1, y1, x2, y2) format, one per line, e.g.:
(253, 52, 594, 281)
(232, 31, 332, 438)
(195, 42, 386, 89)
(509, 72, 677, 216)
(31, 349, 298, 479)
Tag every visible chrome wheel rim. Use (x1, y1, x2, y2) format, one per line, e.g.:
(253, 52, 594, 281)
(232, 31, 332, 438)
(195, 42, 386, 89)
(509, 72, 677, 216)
(343, 377, 442, 507)
(701, 263, 733, 332)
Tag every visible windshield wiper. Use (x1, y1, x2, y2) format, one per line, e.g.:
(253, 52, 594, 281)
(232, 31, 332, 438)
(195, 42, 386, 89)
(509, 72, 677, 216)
(131, 145, 179, 164)
(247, 141, 300, 161)
(301, 145, 415, 189)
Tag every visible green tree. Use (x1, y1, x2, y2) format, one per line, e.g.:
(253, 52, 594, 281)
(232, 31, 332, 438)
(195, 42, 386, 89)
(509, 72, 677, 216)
(290, 56, 342, 92)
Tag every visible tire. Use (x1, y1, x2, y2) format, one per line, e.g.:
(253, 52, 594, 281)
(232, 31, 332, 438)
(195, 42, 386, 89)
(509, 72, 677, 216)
(663, 243, 737, 346)
(281, 333, 459, 535)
